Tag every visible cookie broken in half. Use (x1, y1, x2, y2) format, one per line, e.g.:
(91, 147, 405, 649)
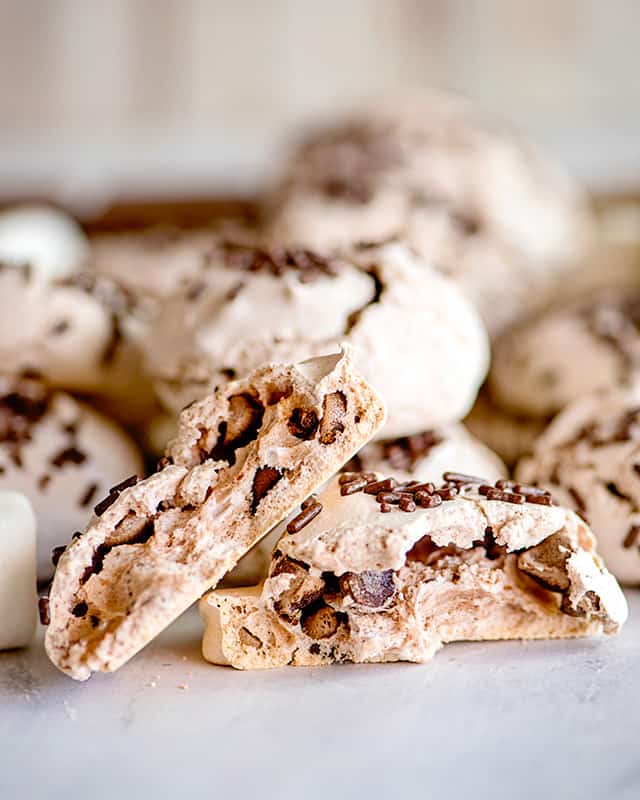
(200, 471, 628, 669)
(45, 348, 385, 680)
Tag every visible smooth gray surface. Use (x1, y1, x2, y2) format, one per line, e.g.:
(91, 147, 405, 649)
(2, 592, 639, 800)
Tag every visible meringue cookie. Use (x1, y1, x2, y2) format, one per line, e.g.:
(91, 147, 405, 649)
(0, 373, 143, 580)
(144, 240, 489, 439)
(517, 384, 640, 585)
(267, 91, 595, 334)
(201, 472, 626, 670)
(490, 288, 640, 419)
(0, 261, 155, 423)
(45, 348, 385, 680)
(90, 226, 220, 318)
(0, 204, 89, 281)
(0, 491, 37, 650)
(465, 387, 548, 467)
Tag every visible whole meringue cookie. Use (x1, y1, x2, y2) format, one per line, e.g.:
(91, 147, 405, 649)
(0, 373, 143, 581)
(517, 384, 640, 585)
(0, 204, 89, 281)
(490, 288, 640, 419)
(143, 239, 489, 439)
(90, 226, 221, 319)
(267, 91, 595, 334)
(0, 260, 155, 423)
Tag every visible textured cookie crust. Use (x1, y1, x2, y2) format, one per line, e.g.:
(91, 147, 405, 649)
(144, 239, 489, 439)
(266, 90, 595, 334)
(201, 472, 626, 670)
(0, 373, 143, 580)
(45, 349, 385, 679)
(490, 288, 640, 419)
(517, 384, 640, 585)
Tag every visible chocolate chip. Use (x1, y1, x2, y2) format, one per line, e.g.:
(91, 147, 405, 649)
(90, 615, 100, 629)
(72, 601, 88, 618)
(287, 408, 319, 440)
(250, 466, 282, 514)
(300, 601, 342, 639)
(340, 570, 395, 607)
(272, 559, 326, 620)
(209, 393, 264, 466)
(318, 391, 347, 445)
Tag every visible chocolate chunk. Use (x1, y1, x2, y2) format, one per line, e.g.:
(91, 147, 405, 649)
(318, 391, 347, 445)
(481, 527, 505, 561)
(517, 533, 572, 591)
(250, 466, 282, 514)
(210, 393, 264, 465)
(340, 570, 395, 608)
(287, 408, 319, 440)
(300, 601, 341, 639)
(72, 601, 88, 618)
(272, 558, 325, 620)
(38, 597, 50, 626)
(51, 545, 66, 567)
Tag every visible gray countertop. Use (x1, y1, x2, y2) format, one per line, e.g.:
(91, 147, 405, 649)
(2, 592, 639, 800)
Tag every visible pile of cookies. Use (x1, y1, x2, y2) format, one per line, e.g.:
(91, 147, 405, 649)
(1, 90, 638, 678)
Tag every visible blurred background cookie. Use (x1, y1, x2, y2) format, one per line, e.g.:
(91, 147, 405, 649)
(143, 239, 490, 439)
(0, 372, 143, 581)
(266, 91, 596, 335)
(517, 384, 640, 585)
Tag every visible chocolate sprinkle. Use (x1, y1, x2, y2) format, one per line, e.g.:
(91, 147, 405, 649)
(623, 525, 640, 549)
(287, 501, 323, 534)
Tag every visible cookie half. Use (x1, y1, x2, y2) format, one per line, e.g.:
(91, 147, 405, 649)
(45, 348, 385, 679)
(201, 471, 627, 669)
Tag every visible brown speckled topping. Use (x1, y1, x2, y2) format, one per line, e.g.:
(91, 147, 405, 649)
(206, 241, 341, 283)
